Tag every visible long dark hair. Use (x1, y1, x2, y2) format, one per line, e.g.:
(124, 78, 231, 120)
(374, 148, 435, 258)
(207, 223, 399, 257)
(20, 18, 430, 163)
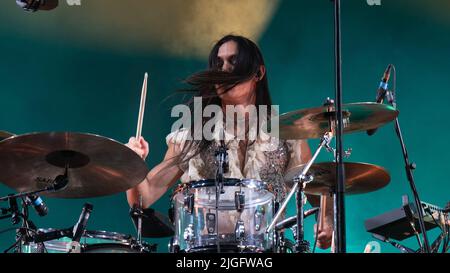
(174, 35, 273, 166)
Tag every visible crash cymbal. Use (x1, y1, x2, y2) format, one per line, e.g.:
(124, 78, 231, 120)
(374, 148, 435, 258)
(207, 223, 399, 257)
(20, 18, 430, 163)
(0, 131, 14, 141)
(0, 132, 149, 198)
(130, 208, 174, 238)
(284, 162, 390, 195)
(273, 102, 398, 139)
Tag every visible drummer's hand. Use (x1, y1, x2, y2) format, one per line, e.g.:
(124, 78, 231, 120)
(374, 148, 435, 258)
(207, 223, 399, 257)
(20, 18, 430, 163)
(126, 137, 149, 160)
(314, 219, 333, 249)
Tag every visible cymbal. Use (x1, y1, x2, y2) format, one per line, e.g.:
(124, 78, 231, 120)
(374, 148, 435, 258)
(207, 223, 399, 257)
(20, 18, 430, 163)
(0, 132, 149, 198)
(274, 102, 398, 139)
(130, 208, 174, 238)
(284, 162, 390, 195)
(0, 131, 14, 141)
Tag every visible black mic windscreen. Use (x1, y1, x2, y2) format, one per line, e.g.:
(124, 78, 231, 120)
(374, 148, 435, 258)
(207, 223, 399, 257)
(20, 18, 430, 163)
(16, 0, 58, 12)
(39, 0, 58, 10)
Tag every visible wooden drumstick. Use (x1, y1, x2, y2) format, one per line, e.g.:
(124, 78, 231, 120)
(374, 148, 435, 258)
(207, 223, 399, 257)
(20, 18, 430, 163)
(331, 231, 335, 253)
(319, 194, 336, 253)
(136, 72, 148, 139)
(319, 194, 327, 230)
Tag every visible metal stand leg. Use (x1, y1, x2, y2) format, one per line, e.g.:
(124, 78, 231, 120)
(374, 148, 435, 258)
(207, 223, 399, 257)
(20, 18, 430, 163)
(266, 131, 334, 253)
(295, 181, 309, 253)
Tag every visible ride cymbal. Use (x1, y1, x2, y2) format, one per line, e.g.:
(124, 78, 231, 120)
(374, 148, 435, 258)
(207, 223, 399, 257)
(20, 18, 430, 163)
(284, 162, 390, 195)
(274, 102, 398, 139)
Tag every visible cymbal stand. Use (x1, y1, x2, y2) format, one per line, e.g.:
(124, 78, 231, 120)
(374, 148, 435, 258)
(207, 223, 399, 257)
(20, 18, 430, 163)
(131, 195, 144, 245)
(266, 130, 334, 253)
(214, 139, 228, 253)
(0, 169, 69, 203)
(1, 195, 40, 253)
(0, 171, 69, 252)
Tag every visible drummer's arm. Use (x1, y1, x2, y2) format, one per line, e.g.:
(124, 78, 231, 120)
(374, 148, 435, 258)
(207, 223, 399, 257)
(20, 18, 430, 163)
(126, 143, 183, 208)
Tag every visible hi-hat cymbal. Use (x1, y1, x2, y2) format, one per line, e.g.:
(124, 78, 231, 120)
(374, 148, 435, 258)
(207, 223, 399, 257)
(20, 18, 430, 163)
(284, 162, 390, 195)
(0, 131, 14, 141)
(0, 132, 149, 198)
(273, 102, 398, 139)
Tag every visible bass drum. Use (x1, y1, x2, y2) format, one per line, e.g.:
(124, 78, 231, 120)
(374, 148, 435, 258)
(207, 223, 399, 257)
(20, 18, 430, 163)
(82, 230, 143, 253)
(170, 178, 275, 253)
(22, 229, 145, 253)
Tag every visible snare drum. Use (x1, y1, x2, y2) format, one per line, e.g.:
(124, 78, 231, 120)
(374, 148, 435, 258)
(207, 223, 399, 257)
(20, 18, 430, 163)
(169, 178, 275, 253)
(21, 229, 146, 253)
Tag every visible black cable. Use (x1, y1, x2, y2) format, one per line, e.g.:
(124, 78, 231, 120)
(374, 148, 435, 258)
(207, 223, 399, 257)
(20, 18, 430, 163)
(3, 235, 23, 253)
(443, 214, 449, 253)
(425, 208, 444, 253)
(427, 208, 443, 232)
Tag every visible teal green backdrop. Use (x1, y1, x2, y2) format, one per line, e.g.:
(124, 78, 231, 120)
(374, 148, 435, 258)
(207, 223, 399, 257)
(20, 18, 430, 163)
(0, 0, 449, 253)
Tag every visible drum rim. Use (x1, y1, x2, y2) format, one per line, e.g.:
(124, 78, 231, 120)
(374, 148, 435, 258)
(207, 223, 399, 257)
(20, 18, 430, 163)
(36, 228, 133, 242)
(180, 244, 266, 253)
(172, 178, 273, 197)
(83, 230, 133, 243)
(82, 243, 140, 253)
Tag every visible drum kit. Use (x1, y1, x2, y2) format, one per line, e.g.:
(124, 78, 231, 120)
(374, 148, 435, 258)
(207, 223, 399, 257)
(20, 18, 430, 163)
(0, 67, 446, 253)
(0, 96, 403, 253)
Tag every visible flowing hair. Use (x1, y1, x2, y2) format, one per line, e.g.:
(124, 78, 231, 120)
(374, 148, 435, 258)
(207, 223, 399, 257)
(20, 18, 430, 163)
(173, 35, 273, 166)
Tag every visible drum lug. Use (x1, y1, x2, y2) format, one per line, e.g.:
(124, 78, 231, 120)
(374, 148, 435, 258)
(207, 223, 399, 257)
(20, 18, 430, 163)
(183, 224, 196, 248)
(183, 193, 194, 214)
(235, 220, 245, 242)
(235, 191, 245, 212)
(66, 241, 82, 253)
(254, 205, 265, 231)
(168, 238, 180, 253)
(206, 213, 216, 234)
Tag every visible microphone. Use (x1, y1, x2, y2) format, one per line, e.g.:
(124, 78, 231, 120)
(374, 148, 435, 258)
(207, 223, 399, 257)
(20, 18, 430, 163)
(389, 240, 416, 253)
(72, 203, 93, 243)
(367, 64, 393, 136)
(25, 194, 48, 217)
(16, 0, 58, 12)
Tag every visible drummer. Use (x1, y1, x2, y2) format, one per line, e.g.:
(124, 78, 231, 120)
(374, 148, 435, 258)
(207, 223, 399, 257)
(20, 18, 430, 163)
(126, 35, 333, 250)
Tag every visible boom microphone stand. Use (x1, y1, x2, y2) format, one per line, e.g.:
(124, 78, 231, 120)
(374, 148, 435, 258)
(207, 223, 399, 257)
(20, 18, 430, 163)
(385, 74, 431, 253)
(214, 135, 229, 253)
(332, 0, 346, 253)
